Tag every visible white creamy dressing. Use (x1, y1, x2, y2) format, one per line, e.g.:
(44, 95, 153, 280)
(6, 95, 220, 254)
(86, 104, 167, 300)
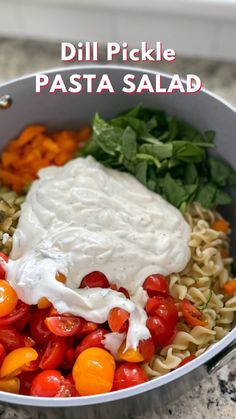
(7, 156, 190, 349)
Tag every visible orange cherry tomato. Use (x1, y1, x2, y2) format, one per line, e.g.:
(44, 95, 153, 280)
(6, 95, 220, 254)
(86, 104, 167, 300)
(72, 347, 115, 396)
(118, 341, 144, 363)
(56, 272, 67, 284)
(0, 347, 38, 378)
(108, 308, 130, 333)
(38, 297, 52, 309)
(0, 377, 20, 393)
(181, 299, 207, 327)
(0, 280, 18, 318)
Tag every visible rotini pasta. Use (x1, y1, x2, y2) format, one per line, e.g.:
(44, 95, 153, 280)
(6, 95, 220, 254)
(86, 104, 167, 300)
(144, 202, 236, 377)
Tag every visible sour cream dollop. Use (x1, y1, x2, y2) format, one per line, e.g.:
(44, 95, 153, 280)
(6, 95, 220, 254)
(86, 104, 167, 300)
(7, 156, 190, 348)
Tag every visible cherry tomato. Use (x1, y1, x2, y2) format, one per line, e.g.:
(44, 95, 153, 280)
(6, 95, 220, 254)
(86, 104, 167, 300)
(118, 287, 130, 299)
(139, 337, 155, 362)
(61, 348, 75, 370)
(0, 301, 30, 328)
(22, 346, 44, 372)
(0, 280, 18, 318)
(19, 370, 38, 395)
(143, 274, 168, 297)
(0, 343, 6, 367)
(55, 377, 76, 397)
(178, 355, 196, 367)
(0, 326, 24, 351)
(147, 315, 176, 347)
(79, 320, 98, 336)
(72, 347, 115, 396)
(30, 308, 52, 345)
(45, 316, 82, 337)
(37, 297, 52, 309)
(0, 252, 8, 279)
(30, 370, 62, 397)
(0, 347, 38, 378)
(118, 342, 144, 363)
(108, 308, 129, 333)
(181, 299, 207, 327)
(39, 336, 66, 370)
(0, 377, 20, 394)
(113, 363, 148, 391)
(146, 296, 178, 327)
(75, 328, 108, 357)
(80, 271, 109, 288)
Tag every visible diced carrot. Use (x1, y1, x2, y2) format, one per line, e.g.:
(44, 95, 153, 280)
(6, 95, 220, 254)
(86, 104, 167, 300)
(1, 152, 16, 168)
(16, 125, 45, 147)
(55, 132, 77, 152)
(212, 219, 229, 234)
(221, 248, 230, 259)
(76, 126, 92, 142)
(54, 151, 72, 166)
(44, 151, 59, 162)
(31, 159, 49, 173)
(42, 138, 60, 153)
(223, 279, 236, 294)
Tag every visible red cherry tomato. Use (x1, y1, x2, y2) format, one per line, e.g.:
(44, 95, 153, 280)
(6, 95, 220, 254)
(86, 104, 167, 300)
(139, 337, 155, 362)
(178, 355, 196, 368)
(181, 299, 207, 327)
(80, 271, 109, 288)
(143, 274, 168, 297)
(0, 326, 24, 351)
(19, 370, 38, 395)
(146, 296, 178, 327)
(30, 370, 62, 397)
(45, 316, 82, 337)
(113, 363, 148, 391)
(61, 348, 75, 370)
(75, 328, 109, 357)
(0, 343, 6, 367)
(0, 252, 8, 279)
(118, 287, 130, 299)
(147, 315, 176, 347)
(80, 320, 98, 336)
(108, 308, 130, 333)
(0, 301, 30, 328)
(39, 336, 67, 370)
(56, 377, 77, 397)
(30, 308, 52, 345)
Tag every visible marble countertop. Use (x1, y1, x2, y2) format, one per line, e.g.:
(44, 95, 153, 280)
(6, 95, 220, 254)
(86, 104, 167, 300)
(0, 36, 235, 419)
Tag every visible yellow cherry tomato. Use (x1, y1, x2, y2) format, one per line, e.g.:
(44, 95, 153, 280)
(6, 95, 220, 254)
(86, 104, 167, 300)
(0, 347, 38, 378)
(37, 297, 52, 309)
(56, 272, 67, 284)
(118, 341, 144, 363)
(0, 377, 20, 393)
(0, 280, 18, 318)
(72, 347, 115, 396)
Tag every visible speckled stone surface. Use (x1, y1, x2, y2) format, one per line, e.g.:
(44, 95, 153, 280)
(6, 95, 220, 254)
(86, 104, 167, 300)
(0, 37, 235, 418)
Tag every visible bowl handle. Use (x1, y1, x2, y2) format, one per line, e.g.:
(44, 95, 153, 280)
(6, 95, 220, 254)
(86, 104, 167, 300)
(207, 342, 236, 374)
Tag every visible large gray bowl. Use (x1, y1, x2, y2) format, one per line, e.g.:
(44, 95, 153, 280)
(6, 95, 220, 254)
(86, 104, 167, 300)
(0, 65, 235, 416)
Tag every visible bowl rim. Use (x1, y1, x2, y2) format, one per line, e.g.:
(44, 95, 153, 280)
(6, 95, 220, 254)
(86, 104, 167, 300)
(0, 64, 235, 407)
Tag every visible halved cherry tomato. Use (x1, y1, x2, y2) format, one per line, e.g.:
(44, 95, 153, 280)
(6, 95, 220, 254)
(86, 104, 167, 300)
(61, 348, 75, 370)
(75, 328, 109, 357)
(147, 315, 176, 347)
(80, 271, 109, 288)
(56, 376, 77, 397)
(0, 252, 8, 279)
(118, 287, 130, 299)
(146, 296, 178, 327)
(73, 347, 115, 396)
(23, 336, 35, 348)
(178, 355, 196, 367)
(38, 297, 52, 309)
(0, 301, 30, 328)
(118, 342, 144, 363)
(0, 280, 18, 318)
(39, 336, 67, 370)
(30, 370, 62, 397)
(108, 308, 130, 333)
(0, 347, 38, 378)
(112, 363, 148, 391)
(0, 326, 24, 351)
(0, 343, 6, 367)
(30, 308, 52, 345)
(181, 299, 207, 327)
(45, 316, 82, 337)
(22, 346, 44, 372)
(80, 320, 98, 336)
(143, 274, 168, 297)
(0, 377, 20, 393)
(139, 337, 155, 362)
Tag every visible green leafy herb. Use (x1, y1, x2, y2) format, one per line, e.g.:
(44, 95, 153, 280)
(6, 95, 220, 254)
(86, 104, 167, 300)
(78, 105, 236, 210)
(198, 288, 212, 310)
